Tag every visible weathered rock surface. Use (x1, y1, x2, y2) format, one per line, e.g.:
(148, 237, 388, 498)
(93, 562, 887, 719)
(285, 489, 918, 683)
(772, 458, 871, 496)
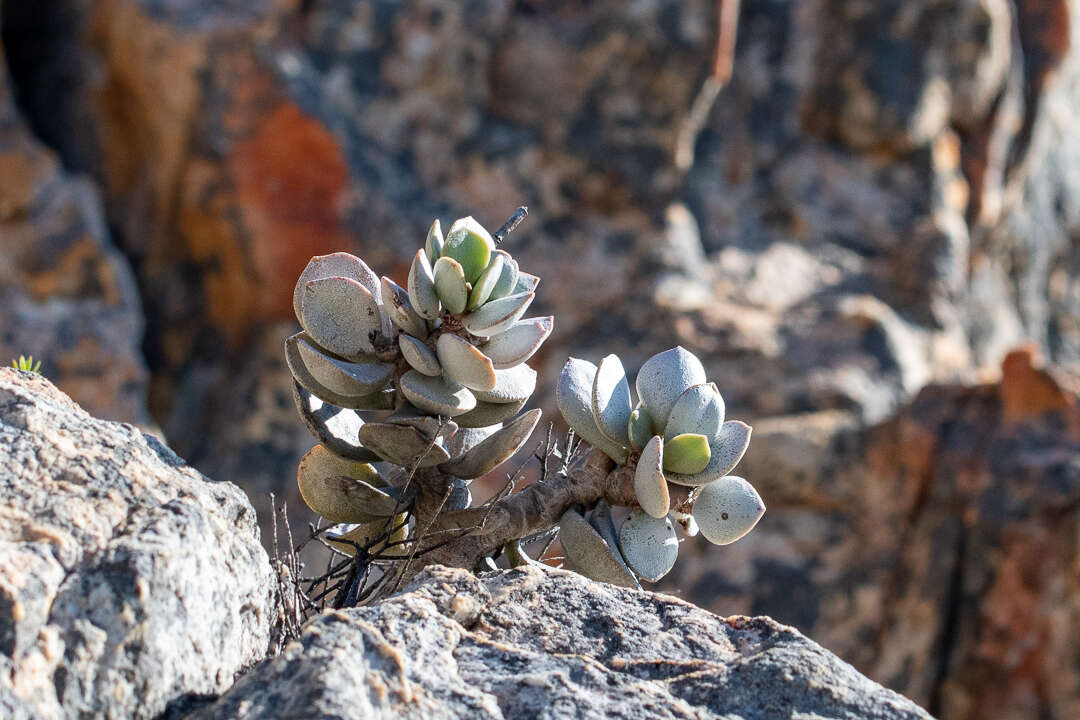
(665, 347, 1080, 720)
(0, 368, 275, 719)
(194, 564, 932, 720)
(0, 10, 149, 426)
(2, 2, 1080, 717)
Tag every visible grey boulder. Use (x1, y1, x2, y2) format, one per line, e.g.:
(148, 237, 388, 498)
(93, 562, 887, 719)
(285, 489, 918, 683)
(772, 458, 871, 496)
(0, 368, 275, 719)
(195, 565, 932, 720)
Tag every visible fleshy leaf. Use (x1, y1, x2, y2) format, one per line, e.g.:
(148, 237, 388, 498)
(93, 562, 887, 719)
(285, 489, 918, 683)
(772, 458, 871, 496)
(357, 422, 452, 468)
(634, 435, 669, 518)
(453, 398, 528, 428)
(433, 256, 468, 314)
(481, 317, 553, 369)
(297, 445, 387, 523)
(466, 253, 505, 311)
(472, 363, 537, 404)
(514, 272, 540, 294)
(663, 433, 711, 475)
(665, 421, 752, 487)
(425, 219, 444, 262)
(399, 370, 477, 416)
(692, 476, 765, 545)
(443, 425, 501, 460)
(385, 407, 458, 442)
(664, 383, 725, 440)
(293, 252, 380, 321)
(381, 276, 428, 338)
(627, 406, 654, 453)
(635, 346, 707, 428)
(618, 510, 679, 582)
(591, 354, 632, 446)
(442, 216, 495, 283)
(296, 336, 393, 397)
(588, 501, 641, 589)
(555, 358, 628, 464)
(436, 334, 497, 391)
(399, 334, 441, 376)
(558, 509, 638, 588)
(488, 251, 519, 300)
(286, 333, 393, 410)
(461, 291, 534, 338)
(408, 249, 441, 319)
(439, 408, 541, 479)
(291, 384, 382, 461)
(300, 276, 383, 358)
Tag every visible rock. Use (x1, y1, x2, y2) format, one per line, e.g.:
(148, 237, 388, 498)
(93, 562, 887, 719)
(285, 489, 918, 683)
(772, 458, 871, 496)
(664, 347, 1080, 719)
(0, 368, 275, 719)
(193, 565, 931, 720)
(0, 14, 149, 426)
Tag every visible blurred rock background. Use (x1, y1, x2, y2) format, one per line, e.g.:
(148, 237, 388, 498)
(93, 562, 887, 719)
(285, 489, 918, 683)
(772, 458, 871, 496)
(0, 0, 1077, 718)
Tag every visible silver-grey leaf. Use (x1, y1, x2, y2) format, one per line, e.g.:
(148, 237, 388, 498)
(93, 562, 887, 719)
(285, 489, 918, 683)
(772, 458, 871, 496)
(461, 291, 535, 338)
(399, 370, 477, 416)
(587, 500, 641, 590)
(408, 249, 441, 319)
(356, 422, 452, 468)
(558, 509, 638, 588)
(297, 445, 387, 522)
(296, 336, 393, 397)
(286, 332, 394, 410)
(664, 382, 725, 440)
(439, 408, 541, 479)
(633, 435, 669, 518)
(635, 346, 707, 429)
(591, 354, 632, 446)
(453, 398, 528, 428)
(381, 276, 428, 338)
(556, 358, 628, 464)
(481, 316, 553, 369)
(300, 276, 383, 358)
(692, 476, 765, 546)
(472, 363, 537, 404)
(618, 510, 679, 582)
(293, 252, 380, 321)
(399, 334, 442, 376)
(436, 333, 497, 391)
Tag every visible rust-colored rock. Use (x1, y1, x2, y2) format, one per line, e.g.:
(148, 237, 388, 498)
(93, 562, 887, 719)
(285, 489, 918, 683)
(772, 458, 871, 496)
(1000, 344, 1077, 424)
(0, 18, 149, 425)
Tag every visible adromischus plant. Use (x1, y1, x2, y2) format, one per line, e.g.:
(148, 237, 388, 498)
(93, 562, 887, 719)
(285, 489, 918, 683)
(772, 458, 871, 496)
(555, 349, 764, 586)
(287, 210, 547, 556)
(285, 208, 763, 602)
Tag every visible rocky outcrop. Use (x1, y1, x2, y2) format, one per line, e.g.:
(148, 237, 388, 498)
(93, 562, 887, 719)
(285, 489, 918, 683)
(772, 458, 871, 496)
(194, 564, 933, 720)
(2, 0, 1076, 493)
(1, 2, 1079, 717)
(0, 369, 275, 719)
(665, 347, 1080, 719)
(0, 9, 149, 426)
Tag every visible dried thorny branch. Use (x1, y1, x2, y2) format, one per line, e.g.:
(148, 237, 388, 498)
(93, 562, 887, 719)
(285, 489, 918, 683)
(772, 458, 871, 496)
(675, 0, 742, 171)
(271, 425, 642, 630)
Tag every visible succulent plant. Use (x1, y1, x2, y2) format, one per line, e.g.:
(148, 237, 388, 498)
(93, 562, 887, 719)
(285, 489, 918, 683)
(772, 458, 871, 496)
(286, 210, 551, 559)
(555, 346, 765, 586)
(10, 355, 42, 374)
(284, 208, 763, 607)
